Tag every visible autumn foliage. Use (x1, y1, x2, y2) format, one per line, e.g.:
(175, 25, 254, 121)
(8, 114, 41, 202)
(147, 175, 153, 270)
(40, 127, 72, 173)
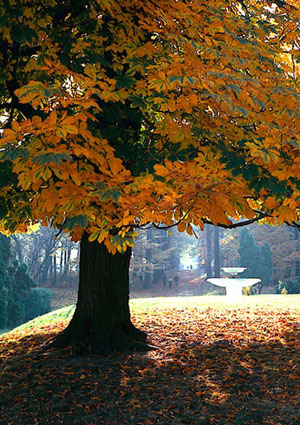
(1, 1, 300, 251)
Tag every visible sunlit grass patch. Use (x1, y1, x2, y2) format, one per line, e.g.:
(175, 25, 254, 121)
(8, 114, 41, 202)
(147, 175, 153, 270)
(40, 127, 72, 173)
(2, 294, 300, 337)
(130, 294, 300, 313)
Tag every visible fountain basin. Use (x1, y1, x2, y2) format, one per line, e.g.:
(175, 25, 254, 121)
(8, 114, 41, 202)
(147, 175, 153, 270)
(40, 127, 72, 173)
(221, 267, 246, 275)
(207, 278, 261, 298)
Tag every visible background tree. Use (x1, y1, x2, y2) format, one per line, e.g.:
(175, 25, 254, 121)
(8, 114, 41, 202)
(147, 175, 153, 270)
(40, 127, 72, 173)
(260, 243, 273, 290)
(213, 227, 221, 278)
(10, 228, 79, 288)
(0, 234, 12, 328)
(222, 224, 298, 285)
(0, 233, 50, 330)
(238, 228, 259, 276)
(130, 227, 187, 290)
(238, 228, 273, 292)
(205, 226, 213, 279)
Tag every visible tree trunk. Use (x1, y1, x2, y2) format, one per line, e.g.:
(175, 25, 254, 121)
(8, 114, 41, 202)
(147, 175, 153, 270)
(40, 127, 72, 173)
(144, 227, 153, 289)
(40, 255, 50, 285)
(59, 249, 64, 285)
(53, 254, 57, 288)
(206, 225, 213, 278)
(11, 235, 24, 264)
(52, 233, 152, 353)
(214, 226, 220, 278)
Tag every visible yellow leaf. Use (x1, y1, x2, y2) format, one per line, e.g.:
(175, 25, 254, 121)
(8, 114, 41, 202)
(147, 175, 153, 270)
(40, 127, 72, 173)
(154, 164, 169, 177)
(84, 65, 97, 80)
(45, 197, 57, 212)
(56, 127, 67, 138)
(71, 172, 81, 186)
(32, 179, 42, 191)
(177, 221, 186, 232)
(97, 233, 106, 244)
(3, 128, 16, 142)
(62, 124, 78, 134)
(42, 167, 52, 181)
(53, 168, 64, 179)
(117, 244, 125, 253)
(110, 159, 123, 175)
(89, 230, 100, 242)
(264, 197, 277, 210)
(186, 224, 194, 236)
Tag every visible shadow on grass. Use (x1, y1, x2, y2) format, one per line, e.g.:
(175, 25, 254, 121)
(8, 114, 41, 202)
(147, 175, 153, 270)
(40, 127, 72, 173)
(0, 320, 299, 425)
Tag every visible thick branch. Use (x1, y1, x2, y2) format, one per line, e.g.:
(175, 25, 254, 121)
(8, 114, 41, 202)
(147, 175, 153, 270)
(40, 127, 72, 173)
(202, 212, 270, 229)
(286, 221, 300, 230)
(271, 0, 296, 10)
(6, 79, 36, 119)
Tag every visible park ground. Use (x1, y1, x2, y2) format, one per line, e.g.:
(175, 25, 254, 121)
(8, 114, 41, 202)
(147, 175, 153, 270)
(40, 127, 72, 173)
(0, 295, 299, 425)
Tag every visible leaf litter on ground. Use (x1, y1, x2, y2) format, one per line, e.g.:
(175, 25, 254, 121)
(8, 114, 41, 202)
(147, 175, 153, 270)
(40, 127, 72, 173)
(0, 300, 299, 425)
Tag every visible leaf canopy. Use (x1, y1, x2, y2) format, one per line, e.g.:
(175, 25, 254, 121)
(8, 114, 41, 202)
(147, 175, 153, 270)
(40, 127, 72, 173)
(1, 0, 300, 250)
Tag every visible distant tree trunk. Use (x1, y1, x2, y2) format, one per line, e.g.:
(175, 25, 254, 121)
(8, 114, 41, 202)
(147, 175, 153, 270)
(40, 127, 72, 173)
(40, 255, 50, 285)
(53, 255, 57, 288)
(52, 233, 151, 353)
(214, 226, 220, 278)
(62, 247, 71, 285)
(153, 230, 169, 284)
(49, 256, 53, 284)
(168, 232, 180, 271)
(206, 226, 213, 278)
(59, 249, 64, 285)
(144, 227, 153, 289)
(293, 228, 300, 277)
(11, 235, 23, 264)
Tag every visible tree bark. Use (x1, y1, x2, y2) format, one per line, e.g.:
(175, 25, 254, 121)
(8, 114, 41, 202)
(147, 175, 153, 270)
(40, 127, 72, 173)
(53, 254, 57, 288)
(214, 226, 220, 278)
(144, 227, 153, 289)
(206, 225, 213, 278)
(52, 233, 152, 353)
(11, 234, 24, 264)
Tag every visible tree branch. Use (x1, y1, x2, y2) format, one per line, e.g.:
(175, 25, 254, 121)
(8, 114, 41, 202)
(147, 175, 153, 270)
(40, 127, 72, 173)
(271, 0, 296, 11)
(202, 212, 270, 229)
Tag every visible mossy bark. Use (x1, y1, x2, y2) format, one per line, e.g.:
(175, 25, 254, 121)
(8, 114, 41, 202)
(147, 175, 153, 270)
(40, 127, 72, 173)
(53, 233, 152, 353)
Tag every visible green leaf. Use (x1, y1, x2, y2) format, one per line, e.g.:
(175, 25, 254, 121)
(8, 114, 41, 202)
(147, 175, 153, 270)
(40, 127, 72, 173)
(8, 7, 23, 18)
(128, 95, 146, 109)
(115, 75, 136, 89)
(58, 53, 70, 66)
(23, 27, 38, 43)
(65, 215, 89, 231)
(186, 76, 196, 85)
(32, 152, 72, 165)
(0, 147, 30, 161)
(0, 199, 8, 219)
(0, 15, 9, 27)
(11, 26, 24, 43)
(111, 235, 121, 245)
(91, 183, 122, 202)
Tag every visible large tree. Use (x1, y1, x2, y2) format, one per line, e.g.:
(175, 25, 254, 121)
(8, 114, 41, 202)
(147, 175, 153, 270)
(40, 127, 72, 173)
(1, 0, 300, 352)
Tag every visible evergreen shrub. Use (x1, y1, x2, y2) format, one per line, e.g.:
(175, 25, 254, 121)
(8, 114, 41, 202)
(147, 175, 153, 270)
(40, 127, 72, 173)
(24, 288, 52, 322)
(0, 234, 52, 329)
(276, 279, 300, 294)
(238, 228, 273, 293)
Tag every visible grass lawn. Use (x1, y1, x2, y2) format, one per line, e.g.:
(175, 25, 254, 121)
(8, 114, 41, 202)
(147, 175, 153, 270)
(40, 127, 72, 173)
(0, 295, 299, 425)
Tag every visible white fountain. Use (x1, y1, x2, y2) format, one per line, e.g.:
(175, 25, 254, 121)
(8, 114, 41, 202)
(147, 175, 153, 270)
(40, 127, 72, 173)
(207, 267, 261, 299)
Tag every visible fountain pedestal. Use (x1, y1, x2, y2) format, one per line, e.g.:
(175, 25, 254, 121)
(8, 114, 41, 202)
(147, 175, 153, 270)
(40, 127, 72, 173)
(207, 267, 261, 299)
